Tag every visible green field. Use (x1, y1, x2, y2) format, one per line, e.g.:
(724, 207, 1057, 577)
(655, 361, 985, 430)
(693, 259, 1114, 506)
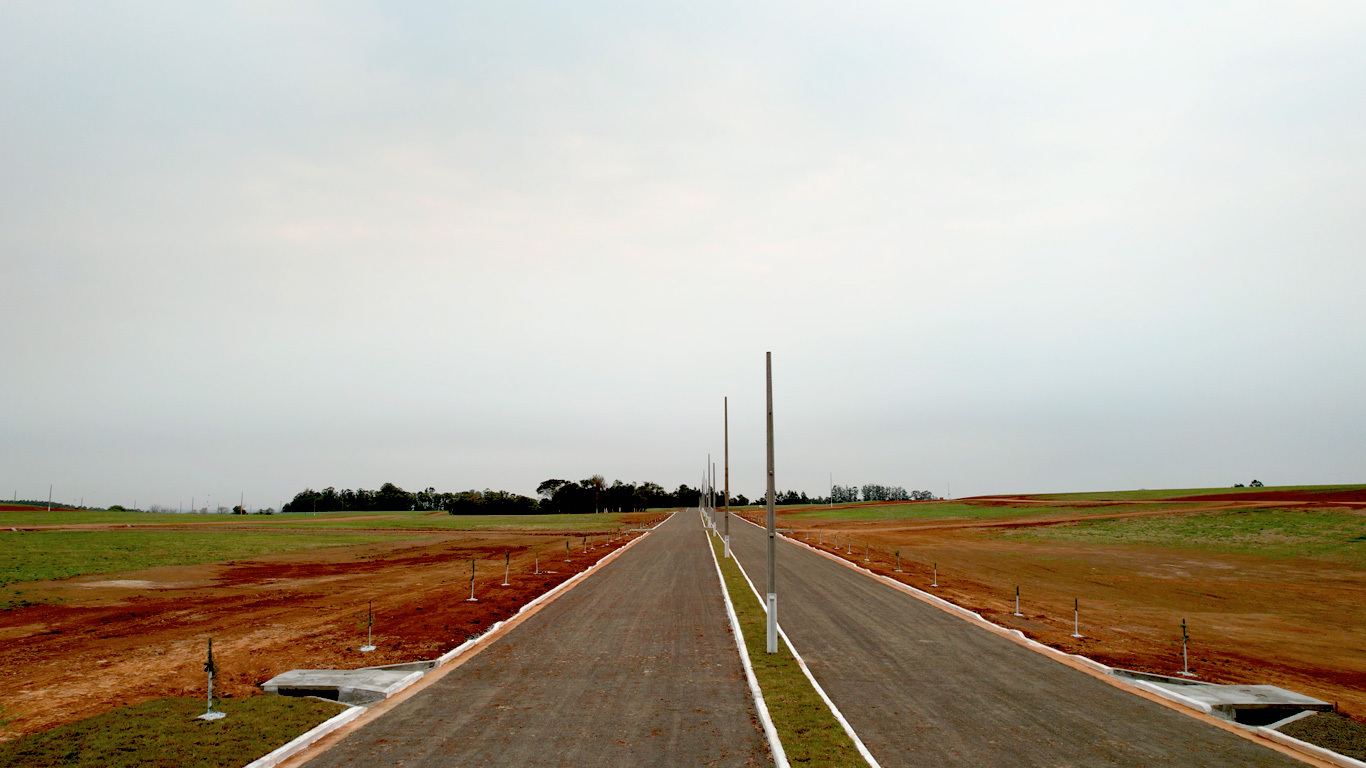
(0, 695, 344, 768)
(0, 530, 405, 587)
(769, 500, 1210, 523)
(280, 511, 642, 532)
(1029, 484, 1366, 502)
(1003, 508, 1366, 563)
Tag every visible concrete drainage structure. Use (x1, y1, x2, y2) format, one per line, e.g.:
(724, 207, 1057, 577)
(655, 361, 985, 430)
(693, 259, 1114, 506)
(1112, 669, 1333, 727)
(262, 665, 428, 706)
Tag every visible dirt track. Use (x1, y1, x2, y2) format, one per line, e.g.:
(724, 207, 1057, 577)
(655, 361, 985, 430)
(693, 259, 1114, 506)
(0, 516, 661, 741)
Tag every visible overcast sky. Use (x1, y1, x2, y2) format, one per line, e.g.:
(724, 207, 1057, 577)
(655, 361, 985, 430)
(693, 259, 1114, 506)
(3, 2, 1364, 509)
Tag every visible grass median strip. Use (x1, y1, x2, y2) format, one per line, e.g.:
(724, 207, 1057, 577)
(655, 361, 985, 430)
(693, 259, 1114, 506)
(708, 532, 866, 767)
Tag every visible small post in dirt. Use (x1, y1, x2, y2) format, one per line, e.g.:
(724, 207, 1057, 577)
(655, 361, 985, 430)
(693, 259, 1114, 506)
(863, 542, 870, 562)
(1071, 598, 1082, 638)
(1013, 586, 1023, 617)
(502, 551, 510, 586)
(565, 539, 571, 562)
(361, 600, 376, 652)
(895, 550, 902, 572)
(582, 536, 587, 553)
(932, 562, 938, 587)
(1180, 619, 1197, 676)
(845, 537, 851, 555)
(197, 638, 225, 720)
(534, 547, 541, 575)
(466, 559, 478, 602)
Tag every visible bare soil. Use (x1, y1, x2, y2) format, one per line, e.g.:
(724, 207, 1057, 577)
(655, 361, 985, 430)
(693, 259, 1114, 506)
(741, 498, 1366, 727)
(0, 516, 661, 742)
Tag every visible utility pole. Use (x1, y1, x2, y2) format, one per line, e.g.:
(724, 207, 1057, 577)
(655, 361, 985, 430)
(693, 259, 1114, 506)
(765, 352, 777, 653)
(724, 396, 730, 558)
(47, 484, 52, 512)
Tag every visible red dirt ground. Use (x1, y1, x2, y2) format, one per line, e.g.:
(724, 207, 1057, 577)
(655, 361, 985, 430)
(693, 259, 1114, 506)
(0, 515, 665, 742)
(740, 502, 1366, 726)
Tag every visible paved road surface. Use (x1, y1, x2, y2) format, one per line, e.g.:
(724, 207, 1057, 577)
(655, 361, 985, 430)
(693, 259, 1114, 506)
(309, 512, 771, 768)
(723, 515, 1305, 767)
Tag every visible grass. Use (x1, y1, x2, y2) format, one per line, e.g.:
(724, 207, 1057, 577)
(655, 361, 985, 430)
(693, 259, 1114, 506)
(1003, 507, 1366, 563)
(707, 531, 865, 767)
(765, 500, 1200, 523)
(0, 530, 404, 587)
(0, 695, 345, 768)
(1029, 484, 1366, 502)
(281, 511, 641, 532)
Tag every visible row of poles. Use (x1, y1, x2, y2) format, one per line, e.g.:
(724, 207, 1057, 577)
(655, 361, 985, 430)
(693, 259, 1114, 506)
(800, 529, 1200, 677)
(702, 352, 779, 653)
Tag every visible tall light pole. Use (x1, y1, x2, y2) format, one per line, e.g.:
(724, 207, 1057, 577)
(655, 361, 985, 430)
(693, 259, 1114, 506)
(765, 351, 777, 653)
(724, 395, 730, 559)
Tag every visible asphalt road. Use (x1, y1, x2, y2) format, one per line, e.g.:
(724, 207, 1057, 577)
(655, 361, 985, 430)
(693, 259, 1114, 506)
(308, 512, 772, 768)
(723, 514, 1306, 768)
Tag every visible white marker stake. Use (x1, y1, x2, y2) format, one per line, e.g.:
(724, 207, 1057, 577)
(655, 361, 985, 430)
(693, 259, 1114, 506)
(895, 550, 902, 573)
(932, 563, 938, 588)
(361, 601, 376, 652)
(1180, 619, 1197, 677)
(863, 542, 870, 562)
(1014, 586, 1023, 617)
(466, 559, 478, 602)
(503, 551, 510, 586)
(198, 638, 225, 720)
(1071, 598, 1082, 638)
(534, 549, 541, 575)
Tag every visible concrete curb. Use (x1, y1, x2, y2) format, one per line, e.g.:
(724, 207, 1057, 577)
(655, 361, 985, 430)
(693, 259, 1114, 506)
(243, 703, 365, 768)
(703, 512, 789, 768)
(713, 519, 881, 768)
(1129, 679, 1215, 714)
(1258, 727, 1366, 768)
(733, 514, 1342, 768)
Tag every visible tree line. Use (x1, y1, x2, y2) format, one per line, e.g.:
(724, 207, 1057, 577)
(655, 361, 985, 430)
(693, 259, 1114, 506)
(280, 478, 936, 515)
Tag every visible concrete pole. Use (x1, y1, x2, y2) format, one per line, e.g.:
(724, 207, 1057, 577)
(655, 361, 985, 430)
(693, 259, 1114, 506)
(724, 396, 731, 558)
(467, 559, 477, 601)
(1072, 597, 1082, 638)
(47, 484, 52, 512)
(765, 351, 777, 654)
(503, 551, 510, 586)
(895, 550, 902, 572)
(1014, 586, 1022, 617)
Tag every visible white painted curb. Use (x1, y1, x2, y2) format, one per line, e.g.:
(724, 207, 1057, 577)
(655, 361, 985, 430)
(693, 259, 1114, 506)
(243, 702, 365, 768)
(1258, 727, 1366, 768)
(710, 515, 880, 768)
(703, 511, 790, 768)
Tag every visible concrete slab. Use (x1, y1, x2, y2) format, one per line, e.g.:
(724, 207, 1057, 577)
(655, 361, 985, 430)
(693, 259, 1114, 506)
(262, 668, 425, 706)
(1141, 682, 1332, 724)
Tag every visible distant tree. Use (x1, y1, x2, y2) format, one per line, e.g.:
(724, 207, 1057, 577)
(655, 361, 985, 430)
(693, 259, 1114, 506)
(1233, 483, 1245, 488)
(232, 505, 246, 514)
(1250, 479, 1264, 487)
(537, 479, 570, 499)
(831, 485, 859, 503)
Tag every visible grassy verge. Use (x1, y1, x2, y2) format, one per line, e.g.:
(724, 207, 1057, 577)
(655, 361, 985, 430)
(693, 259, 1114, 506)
(0, 530, 406, 586)
(1001, 508, 1366, 563)
(707, 531, 865, 767)
(0, 695, 345, 768)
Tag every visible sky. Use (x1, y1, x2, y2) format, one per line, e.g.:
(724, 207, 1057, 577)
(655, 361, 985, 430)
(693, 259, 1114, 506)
(3, 2, 1365, 509)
